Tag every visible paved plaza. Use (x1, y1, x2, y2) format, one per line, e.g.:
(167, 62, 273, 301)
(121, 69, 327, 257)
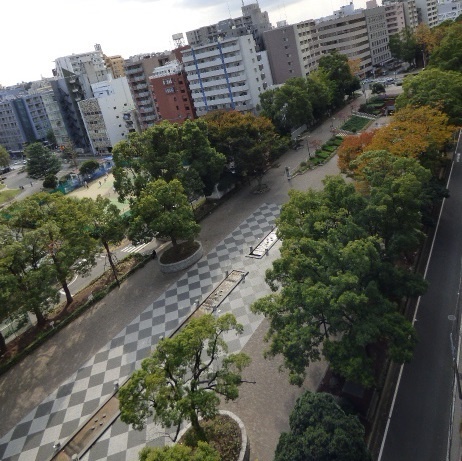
(0, 203, 299, 461)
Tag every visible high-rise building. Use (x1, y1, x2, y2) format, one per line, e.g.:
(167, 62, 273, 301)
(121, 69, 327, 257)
(414, 0, 439, 26)
(383, 0, 419, 30)
(182, 34, 273, 116)
(437, 0, 462, 23)
(150, 60, 196, 123)
(186, 2, 272, 51)
(104, 55, 126, 79)
(264, 1, 392, 84)
(78, 77, 136, 155)
(0, 98, 26, 152)
(124, 51, 177, 130)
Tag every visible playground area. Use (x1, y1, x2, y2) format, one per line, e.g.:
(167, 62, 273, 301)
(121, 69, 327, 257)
(68, 173, 129, 213)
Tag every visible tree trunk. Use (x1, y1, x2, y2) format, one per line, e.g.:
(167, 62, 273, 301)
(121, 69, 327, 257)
(189, 411, 207, 442)
(104, 241, 120, 287)
(0, 332, 6, 356)
(60, 279, 73, 307)
(32, 306, 46, 327)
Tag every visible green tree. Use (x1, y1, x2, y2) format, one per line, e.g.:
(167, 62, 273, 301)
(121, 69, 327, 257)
(251, 178, 417, 386)
(428, 22, 462, 71)
(388, 27, 418, 64)
(25, 143, 61, 179)
(203, 110, 281, 185)
(180, 119, 226, 197)
(79, 159, 100, 176)
(138, 442, 220, 461)
(371, 82, 386, 95)
(119, 313, 251, 440)
(260, 78, 314, 134)
(61, 143, 78, 168)
(2, 193, 100, 306)
(0, 144, 9, 168)
(43, 174, 58, 189)
(128, 178, 200, 249)
(82, 196, 127, 286)
(0, 224, 60, 327)
(318, 50, 360, 108)
(46, 129, 57, 149)
(396, 68, 462, 125)
(274, 392, 371, 461)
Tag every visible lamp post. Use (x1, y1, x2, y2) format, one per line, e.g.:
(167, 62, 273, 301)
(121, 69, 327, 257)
(306, 136, 311, 159)
(330, 117, 335, 132)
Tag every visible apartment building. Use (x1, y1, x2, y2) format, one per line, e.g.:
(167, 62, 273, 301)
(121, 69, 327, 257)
(382, 1, 407, 36)
(186, 2, 272, 51)
(383, 0, 419, 30)
(181, 34, 273, 116)
(104, 55, 125, 79)
(364, 4, 392, 66)
(0, 98, 26, 152)
(78, 77, 136, 155)
(414, 0, 439, 26)
(150, 60, 196, 123)
(124, 51, 176, 130)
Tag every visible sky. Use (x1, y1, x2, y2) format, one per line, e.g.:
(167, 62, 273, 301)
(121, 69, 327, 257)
(0, 0, 368, 87)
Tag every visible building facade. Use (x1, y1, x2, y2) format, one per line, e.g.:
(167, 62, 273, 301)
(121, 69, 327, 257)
(78, 77, 136, 155)
(150, 60, 196, 123)
(124, 51, 176, 130)
(414, 0, 439, 26)
(182, 35, 273, 116)
(437, 0, 462, 23)
(186, 2, 272, 51)
(104, 55, 126, 79)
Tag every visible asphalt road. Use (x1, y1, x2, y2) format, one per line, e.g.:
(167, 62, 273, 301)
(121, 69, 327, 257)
(380, 148, 462, 460)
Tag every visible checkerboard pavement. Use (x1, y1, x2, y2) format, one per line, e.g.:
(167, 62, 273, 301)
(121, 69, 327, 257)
(0, 203, 281, 461)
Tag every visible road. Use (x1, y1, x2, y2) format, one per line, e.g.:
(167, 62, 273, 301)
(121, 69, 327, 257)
(379, 134, 462, 461)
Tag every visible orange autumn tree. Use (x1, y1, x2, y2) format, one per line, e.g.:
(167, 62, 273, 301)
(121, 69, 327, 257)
(337, 130, 377, 175)
(365, 105, 454, 173)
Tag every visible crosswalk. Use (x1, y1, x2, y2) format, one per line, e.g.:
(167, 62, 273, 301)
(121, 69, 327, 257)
(120, 242, 150, 254)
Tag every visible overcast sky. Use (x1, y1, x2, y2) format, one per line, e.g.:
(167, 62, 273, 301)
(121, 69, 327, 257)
(1, 0, 368, 87)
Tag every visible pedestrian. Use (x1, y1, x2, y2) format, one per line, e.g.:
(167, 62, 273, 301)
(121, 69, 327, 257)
(99, 181, 102, 187)
(151, 249, 157, 260)
(104, 177, 107, 182)
(30, 182, 33, 187)
(84, 181, 88, 189)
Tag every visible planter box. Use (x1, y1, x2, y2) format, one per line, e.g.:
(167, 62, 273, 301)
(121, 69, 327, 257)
(159, 242, 203, 273)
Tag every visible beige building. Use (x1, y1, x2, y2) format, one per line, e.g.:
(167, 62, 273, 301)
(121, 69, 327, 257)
(104, 55, 125, 79)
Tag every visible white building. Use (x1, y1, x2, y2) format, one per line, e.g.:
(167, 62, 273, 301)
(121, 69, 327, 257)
(414, 0, 439, 26)
(437, 0, 462, 22)
(181, 35, 273, 116)
(78, 77, 136, 155)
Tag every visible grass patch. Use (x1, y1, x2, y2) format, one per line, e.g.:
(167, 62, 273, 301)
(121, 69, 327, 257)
(160, 240, 200, 264)
(0, 188, 21, 205)
(341, 116, 370, 132)
(180, 414, 242, 461)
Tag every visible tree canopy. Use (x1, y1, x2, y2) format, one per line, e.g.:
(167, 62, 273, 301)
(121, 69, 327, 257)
(0, 144, 9, 167)
(139, 443, 220, 461)
(274, 391, 371, 461)
(118, 313, 251, 440)
(388, 27, 418, 64)
(252, 176, 421, 386)
(396, 68, 462, 125)
(428, 22, 462, 72)
(25, 143, 61, 179)
(128, 178, 200, 249)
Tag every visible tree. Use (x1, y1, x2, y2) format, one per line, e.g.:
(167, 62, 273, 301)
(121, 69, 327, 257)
(318, 50, 360, 107)
(204, 110, 281, 186)
(180, 119, 226, 197)
(139, 442, 220, 461)
(388, 28, 418, 64)
(61, 143, 78, 168)
(428, 22, 462, 71)
(251, 177, 417, 386)
(118, 313, 251, 440)
(46, 129, 57, 149)
(274, 392, 371, 461)
(337, 131, 377, 175)
(365, 105, 454, 174)
(371, 82, 386, 95)
(128, 178, 200, 249)
(25, 143, 61, 179)
(42, 174, 58, 189)
(0, 144, 9, 168)
(397, 68, 462, 125)
(79, 159, 100, 176)
(112, 121, 224, 202)
(82, 196, 127, 286)
(1, 193, 100, 306)
(0, 223, 60, 327)
(260, 78, 314, 134)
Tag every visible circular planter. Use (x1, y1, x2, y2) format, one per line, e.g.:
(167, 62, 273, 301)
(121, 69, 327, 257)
(159, 242, 203, 273)
(175, 410, 250, 461)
